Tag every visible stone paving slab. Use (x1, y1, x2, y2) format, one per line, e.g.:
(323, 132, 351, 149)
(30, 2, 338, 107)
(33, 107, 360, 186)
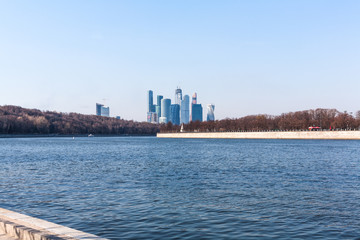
(0, 208, 108, 240)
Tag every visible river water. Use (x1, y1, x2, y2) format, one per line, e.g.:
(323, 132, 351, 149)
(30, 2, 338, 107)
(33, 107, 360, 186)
(0, 137, 359, 239)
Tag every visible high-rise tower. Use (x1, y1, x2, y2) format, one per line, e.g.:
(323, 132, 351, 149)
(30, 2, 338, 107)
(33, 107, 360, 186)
(192, 92, 197, 104)
(147, 90, 155, 113)
(159, 98, 171, 124)
(191, 104, 203, 122)
(101, 106, 110, 117)
(175, 87, 182, 105)
(180, 95, 190, 124)
(207, 104, 215, 121)
(96, 103, 103, 116)
(170, 104, 180, 125)
(190, 92, 201, 122)
(155, 95, 163, 122)
(157, 95, 163, 106)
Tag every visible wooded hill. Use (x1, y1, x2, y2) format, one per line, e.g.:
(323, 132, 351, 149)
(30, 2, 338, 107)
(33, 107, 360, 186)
(161, 108, 360, 133)
(0, 105, 159, 135)
(2, 106, 359, 135)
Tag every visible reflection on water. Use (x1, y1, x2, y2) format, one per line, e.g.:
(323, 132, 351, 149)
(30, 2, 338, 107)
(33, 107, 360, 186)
(0, 137, 360, 239)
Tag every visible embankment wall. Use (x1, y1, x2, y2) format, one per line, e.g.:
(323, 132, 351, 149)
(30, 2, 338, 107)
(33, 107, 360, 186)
(0, 208, 107, 240)
(157, 131, 360, 140)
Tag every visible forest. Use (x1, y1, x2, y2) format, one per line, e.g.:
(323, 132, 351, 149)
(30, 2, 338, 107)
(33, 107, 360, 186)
(1, 106, 359, 135)
(160, 108, 360, 133)
(0, 105, 159, 135)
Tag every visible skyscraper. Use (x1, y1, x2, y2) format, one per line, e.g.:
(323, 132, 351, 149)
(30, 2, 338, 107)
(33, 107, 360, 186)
(160, 98, 171, 124)
(190, 92, 201, 122)
(207, 104, 215, 121)
(175, 87, 182, 105)
(157, 95, 163, 106)
(156, 95, 163, 121)
(191, 104, 203, 122)
(100, 106, 110, 117)
(147, 90, 155, 113)
(192, 92, 197, 104)
(155, 105, 161, 121)
(180, 95, 190, 124)
(170, 104, 180, 125)
(96, 103, 110, 117)
(96, 103, 103, 116)
(147, 90, 156, 122)
(147, 112, 158, 123)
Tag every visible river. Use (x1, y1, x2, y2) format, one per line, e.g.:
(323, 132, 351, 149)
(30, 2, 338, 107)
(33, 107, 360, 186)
(0, 137, 359, 239)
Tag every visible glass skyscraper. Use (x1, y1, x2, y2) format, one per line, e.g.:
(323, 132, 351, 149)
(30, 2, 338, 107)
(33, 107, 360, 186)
(156, 95, 163, 121)
(96, 103, 110, 117)
(147, 112, 158, 123)
(170, 104, 180, 125)
(175, 87, 182, 105)
(207, 104, 215, 121)
(160, 98, 171, 124)
(157, 95, 163, 106)
(96, 103, 103, 116)
(147, 90, 154, 112)
(181, 95, 190, 124)
(100, 106, 110, 117)
(191, 104, 203, 122)
(148, 90, 155, 112)
(147, 90, 156, 122)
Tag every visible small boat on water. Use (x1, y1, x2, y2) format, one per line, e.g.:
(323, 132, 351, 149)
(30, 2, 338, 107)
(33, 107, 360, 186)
(88, 134, 94, 137)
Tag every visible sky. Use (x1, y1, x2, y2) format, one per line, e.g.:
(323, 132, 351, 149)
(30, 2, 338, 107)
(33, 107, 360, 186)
(0, 0, 359, 121)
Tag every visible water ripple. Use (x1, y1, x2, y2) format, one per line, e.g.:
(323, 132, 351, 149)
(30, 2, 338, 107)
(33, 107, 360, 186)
(0, 137, 360, 239)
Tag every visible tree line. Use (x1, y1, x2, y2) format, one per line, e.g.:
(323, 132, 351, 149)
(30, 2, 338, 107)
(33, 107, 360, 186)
(0, 105, 159, 135)
(160, 108, 360, 133)
(2, 106, 359, 135)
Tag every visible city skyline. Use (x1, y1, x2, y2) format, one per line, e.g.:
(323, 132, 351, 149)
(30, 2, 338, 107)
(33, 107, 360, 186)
(1, 1, 360, 121)
(148, 87, 209, 125)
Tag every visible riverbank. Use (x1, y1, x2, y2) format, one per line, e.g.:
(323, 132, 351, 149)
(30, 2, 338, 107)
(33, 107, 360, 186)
(0, 208, 107, 240)
(157, 131, 360, 140)
(0, 134, 156, 138)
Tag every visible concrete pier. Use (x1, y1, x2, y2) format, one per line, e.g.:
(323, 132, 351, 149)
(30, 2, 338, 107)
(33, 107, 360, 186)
(157, 131, 360, 140)
(0, 208, 108, 240)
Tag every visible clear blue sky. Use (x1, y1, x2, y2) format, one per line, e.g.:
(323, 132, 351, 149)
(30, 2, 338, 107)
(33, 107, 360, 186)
(1, 0, 359, 121)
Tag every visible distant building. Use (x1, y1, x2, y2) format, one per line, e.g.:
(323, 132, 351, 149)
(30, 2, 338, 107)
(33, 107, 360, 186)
(147, 89, 208, 124)
(147, 90, 156, 122)
(175, 87, 182, 105)
(170, 104, 180, 125)
(181, 95, 190, 124)
(96, 103, 110, 117)
(155, 105, 161, 122)
(96, 103, 103, 116)
(148, 90, 153, 112)
(191, 104, 203, 122)
(147, 90, 155, 113)
(161, 98, 171, 124)
(156, 95, 163, 121)
(207, 104, 215, 121)
(159, 117, 167, 124)
(192, 92, 197, 104)
(157, 95, 163, 106)
(100, 106, 110, 117)
(190, 92, 202, 122)
(147, 112, 158, 123)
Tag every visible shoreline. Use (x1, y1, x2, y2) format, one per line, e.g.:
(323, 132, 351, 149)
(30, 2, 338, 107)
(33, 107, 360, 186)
(157, 131, 360, 140)
(0, 134, 157, 138)
(0, 208, 107, 240)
